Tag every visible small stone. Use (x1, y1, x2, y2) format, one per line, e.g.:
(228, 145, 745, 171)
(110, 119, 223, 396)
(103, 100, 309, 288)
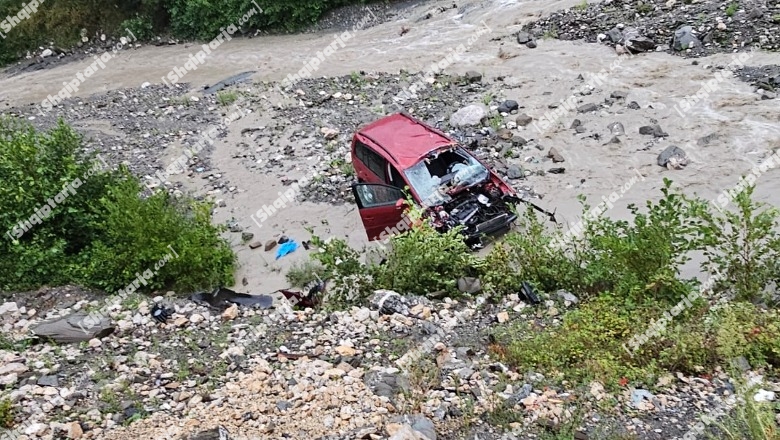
(264, 240, 277, 251)
(639, 124, 668, 137)
(41, 49, 54, 58)
(515, 114, 533, 126)
(607, 122, 625, 135)
(610, 91, 628, 100)
(37, 375, 59, 387)
(463, 71, 482, 83)
(498, 100, 519, 114)
(506, 165, 524, 180)
(66, 421, 83, 439)
(627, 101, 640, 110)
(249, 241, 263, 249)
(516, 31, 532, 44)
(222, 304, 239, 321)
(87, 338, 102, 348)
(336, 346, 357, 356)
(320, 127, 340, 140)
(657, 145, 688, 169)
(496, 312, 510, 323)
(189, 314, 205, 324)
(0, 363, 27, 375)
(547, 147, 565, 163)
(577, 103, 599, 113)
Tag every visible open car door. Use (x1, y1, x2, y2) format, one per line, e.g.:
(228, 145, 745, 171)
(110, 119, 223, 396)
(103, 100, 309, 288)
(351, 183, 406, 241)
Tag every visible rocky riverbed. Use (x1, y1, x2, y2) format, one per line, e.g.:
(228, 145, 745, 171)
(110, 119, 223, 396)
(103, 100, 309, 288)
(3, 286, 779, 440)
(2, 0, 780, 438)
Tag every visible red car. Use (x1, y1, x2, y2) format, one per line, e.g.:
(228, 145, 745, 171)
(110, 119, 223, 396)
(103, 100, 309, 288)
(350, 113, 527, 247)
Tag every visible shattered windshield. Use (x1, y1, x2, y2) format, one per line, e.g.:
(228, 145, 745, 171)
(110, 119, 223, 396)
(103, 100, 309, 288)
(403, 147, 489, 206)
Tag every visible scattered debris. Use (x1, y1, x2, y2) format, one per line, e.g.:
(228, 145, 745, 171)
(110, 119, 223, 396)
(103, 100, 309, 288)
(30, 313, 115, 343)
(190, 287, 274, 310)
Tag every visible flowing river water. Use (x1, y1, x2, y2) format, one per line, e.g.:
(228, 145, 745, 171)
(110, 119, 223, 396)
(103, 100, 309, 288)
(2, 0, 779, 291)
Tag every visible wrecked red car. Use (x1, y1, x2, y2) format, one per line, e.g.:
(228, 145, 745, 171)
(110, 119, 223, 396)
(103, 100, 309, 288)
(350, 112, 525, 247)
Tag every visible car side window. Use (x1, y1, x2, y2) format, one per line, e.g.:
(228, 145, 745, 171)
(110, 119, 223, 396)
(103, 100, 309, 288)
(388, 164, 407, 190)
(355, 141, 387, 181)
(354, 184, 403, 209)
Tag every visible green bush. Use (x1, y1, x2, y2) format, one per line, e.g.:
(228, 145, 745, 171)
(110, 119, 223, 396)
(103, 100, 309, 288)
(696, 185, 780, 303)
(0, 118, 234, 293)
(502, 296, 659, 388)
(119, 14, 155, 40)
(373, 205, 473, 295)
(309, 233, 373, 308)
(0, 398, 13, 428)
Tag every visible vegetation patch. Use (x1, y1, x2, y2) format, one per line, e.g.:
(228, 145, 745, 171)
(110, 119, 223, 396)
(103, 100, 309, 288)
(0, 118, 235, 293)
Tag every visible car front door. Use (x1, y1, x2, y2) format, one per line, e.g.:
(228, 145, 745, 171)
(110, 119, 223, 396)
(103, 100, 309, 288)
(351, 183, 406, 241)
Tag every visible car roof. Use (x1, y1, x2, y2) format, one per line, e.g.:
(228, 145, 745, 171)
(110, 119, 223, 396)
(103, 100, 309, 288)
(356, 113, 456, 169)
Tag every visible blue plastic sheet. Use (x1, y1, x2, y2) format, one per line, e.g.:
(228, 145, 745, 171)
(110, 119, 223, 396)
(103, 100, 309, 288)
(275, 240, 298, 259)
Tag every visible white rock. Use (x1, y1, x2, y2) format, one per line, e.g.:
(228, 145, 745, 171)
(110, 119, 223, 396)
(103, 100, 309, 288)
(0, 363, 27, 375)
(449, 104, 487, 127)
(754, 389, 776, 402)
(26, 422, 48, 436)
(40, 49, 53, 58)
(189, 313, 205, 324)
(0, 302, 19, 315)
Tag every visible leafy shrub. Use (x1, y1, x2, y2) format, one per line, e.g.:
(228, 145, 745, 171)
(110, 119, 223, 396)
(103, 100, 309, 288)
(0, 398, 13, 428)
(79, 177, 235, 292)
(0, 118, 234, 293)
(571, 179, 703, 305)
(482, 180, 702, 307)
(502, 296, 658, 388)
(477, 205, 577, 296)
(696, 185, 780, 303)
(373, 205, 473, 295)
(285, 260, 326, 288)
(309, 233, 373, 308)
(119, 15, 155, 40)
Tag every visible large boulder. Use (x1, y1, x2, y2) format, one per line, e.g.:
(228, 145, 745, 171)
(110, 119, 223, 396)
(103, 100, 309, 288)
(673, 26, 700, 51)
(621, 29, 656, 52)
(657, 145, 688, 169)
(449, 104, 487, 127)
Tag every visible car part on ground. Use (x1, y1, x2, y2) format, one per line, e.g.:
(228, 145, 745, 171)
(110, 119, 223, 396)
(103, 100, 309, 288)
(30, 313, 115, 343)
(190, 287, 274, 310)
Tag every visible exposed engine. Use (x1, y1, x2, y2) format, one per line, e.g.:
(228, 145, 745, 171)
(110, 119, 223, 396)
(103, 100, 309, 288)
(426, 182, 519, 247)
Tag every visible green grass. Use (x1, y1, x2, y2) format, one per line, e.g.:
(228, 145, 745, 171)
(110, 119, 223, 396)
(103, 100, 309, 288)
(285, 260, 326, 288)
(216, 91, 238, 106)
(574, 0, 588, 11)
(0, 399, 14, 428)
(725, 2, 739, 17)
